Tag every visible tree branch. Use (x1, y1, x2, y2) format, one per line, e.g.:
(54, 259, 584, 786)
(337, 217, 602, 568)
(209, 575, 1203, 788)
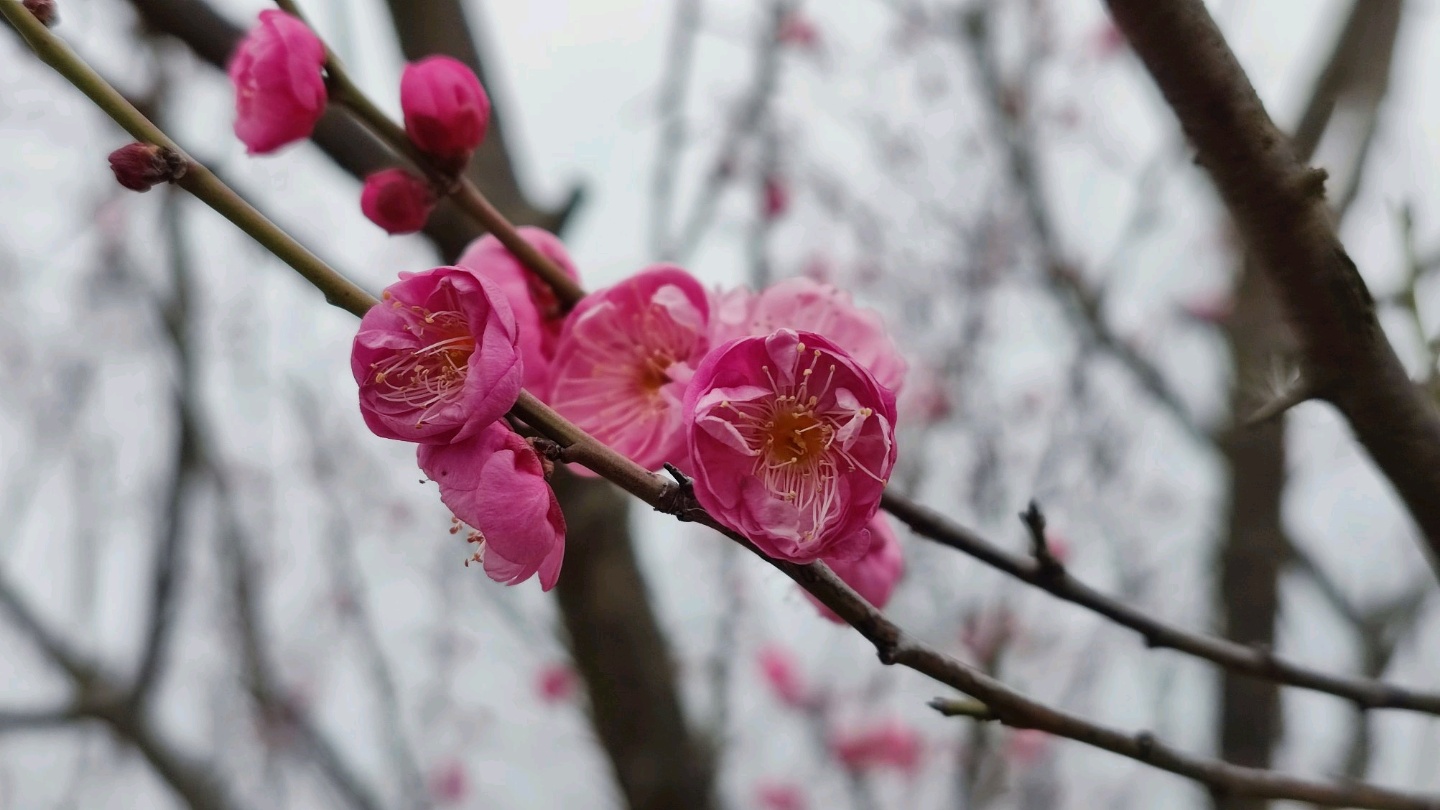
(880, 492, 1440, 715)
(1101, 0, 1440, 571)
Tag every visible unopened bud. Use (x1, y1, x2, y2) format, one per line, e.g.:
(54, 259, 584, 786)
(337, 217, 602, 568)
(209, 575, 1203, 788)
(108, 143, 186, 192)
(23, 0, 57, 26)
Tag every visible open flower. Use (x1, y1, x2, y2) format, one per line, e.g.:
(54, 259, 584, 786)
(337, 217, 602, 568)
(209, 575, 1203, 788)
(352, 266, 521, 444)
(685, 330, 897, 563)
(457, 228, 580, 393)
(713, 278, 907, 395)
(228, 10, 327, 155)
(419, 422, 565, 590)
(548, 265, 711, 470)
(807, 513, 904, 623)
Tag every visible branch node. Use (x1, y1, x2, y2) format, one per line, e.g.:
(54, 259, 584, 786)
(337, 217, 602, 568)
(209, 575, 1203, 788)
(1019, 500, 1065, 579)
(1134, 731, 1157, 761)
(1298, 166, 1329, 200)
(928, 697, 999, 722)
(656, 463, 698, 521)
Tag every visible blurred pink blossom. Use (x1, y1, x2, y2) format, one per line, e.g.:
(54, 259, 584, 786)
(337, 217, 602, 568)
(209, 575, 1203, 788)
(807, 514, 904, 623)
(419, 422, 565, 590)
(427, 759, 469, 805)
(777, 13, 820, 50)
(360, 168, 436, 235)
(401, 55, 491, 171)
(1179, 292, 1234, 325)
(756, 781, 808, 810)
(352, 266, 521, 444)
(535, 662, 579, 704)
(1091, 22, 1127, 60)
(1004, 729, 1053, 767)
(549, 265, 711, 471)
(712, 278, 908, 394)
(228, 10, 327, 155)
(685, 330, 896, 563)
(829, 719, 924, 774)
(756, 644, 808, 709)
(763, 175, 791, 221)
(457, 228, 581, 392)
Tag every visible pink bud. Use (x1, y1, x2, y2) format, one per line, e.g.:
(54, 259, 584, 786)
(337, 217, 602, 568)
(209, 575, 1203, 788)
(763, 175, 790, 221)
(227, 11, 328, 155)
(360, 169, 436, 235)
(535, 663, 578, 704)
(756, 644, 808, 709)
(401, 56, 491, 172)
(108, 143, 185, 192)
(23, 0, 57, 26)
(427, 759, 469, 805)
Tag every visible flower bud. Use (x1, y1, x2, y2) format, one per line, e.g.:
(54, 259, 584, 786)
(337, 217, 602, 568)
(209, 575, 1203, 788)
(108, 143, 186, 192)
(360, 169, 436, 235)
(23, 0, 57, 26)
(400, 56, 490, 171)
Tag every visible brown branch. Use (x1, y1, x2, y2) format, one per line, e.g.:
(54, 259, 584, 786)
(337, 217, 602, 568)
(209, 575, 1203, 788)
(1101, 0, 1440, 570)
(880, 493, 1440, 716)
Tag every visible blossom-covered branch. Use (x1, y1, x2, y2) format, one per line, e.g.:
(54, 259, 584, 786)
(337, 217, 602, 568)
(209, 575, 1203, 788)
(10, 3, 1440, 806)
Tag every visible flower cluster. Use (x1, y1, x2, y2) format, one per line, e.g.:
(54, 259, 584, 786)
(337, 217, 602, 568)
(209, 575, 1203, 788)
(228, 13, 909, 601)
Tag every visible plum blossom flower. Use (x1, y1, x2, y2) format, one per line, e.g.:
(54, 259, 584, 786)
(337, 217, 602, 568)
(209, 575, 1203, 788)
(762, 175, 790, 221)
(352, 266, 521, 444)
(806, 514, 904, 623)
(419, 422, 565, 590)
(401, 55, 491, 171)
(360, 168, 436, 235)
(457, 228, 581, 392)
(829, 719, 924, 774)
(685, 330, 897, 563)
(756, 644, 809, 709)
(549, 265, 711, 470)
(712, 278, 907, 395)
(228, 10, 327, 155)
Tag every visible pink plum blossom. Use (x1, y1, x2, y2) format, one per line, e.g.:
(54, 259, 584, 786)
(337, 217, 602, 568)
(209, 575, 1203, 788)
(806, 514, 904, 623)
(755, 782, 808, 810)
(829, 719, 924, 774)
(360, 168, 436, 235)
(228, 10, 327, 155)
(401, 56, 491, 171)
(535, 662, 579, 704)
(756, 644, 809, 709)
(549, 265, 711, 471)
(684, 330, 897, 563)
(419, 422, 565, 590)
(457, 228, 581, 392)
(712, 278, 907, 395)
(352, 266, 521, 444)
(777, 13, 820, 50)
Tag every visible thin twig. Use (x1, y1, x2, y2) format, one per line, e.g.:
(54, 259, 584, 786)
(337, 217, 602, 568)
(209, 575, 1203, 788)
(880, 493, 1440, 715)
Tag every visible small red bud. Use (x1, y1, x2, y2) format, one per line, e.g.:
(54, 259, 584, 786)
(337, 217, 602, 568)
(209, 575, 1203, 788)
(23, 0, 57, 26)
(108, 143, 186, 192)
(360, 169, 436, 235)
